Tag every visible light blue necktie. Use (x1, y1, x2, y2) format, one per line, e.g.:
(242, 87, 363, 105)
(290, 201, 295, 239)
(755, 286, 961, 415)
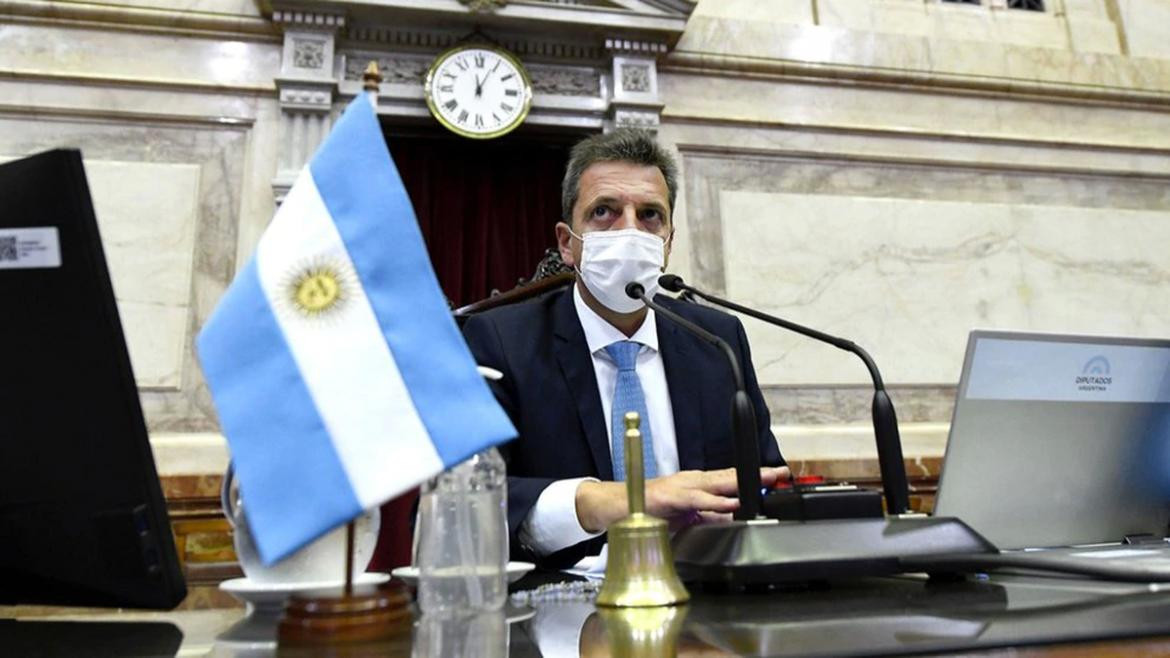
(605, 340, 658, 481)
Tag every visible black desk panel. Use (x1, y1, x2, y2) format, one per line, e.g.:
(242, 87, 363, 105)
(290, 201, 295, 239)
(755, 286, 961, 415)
(6, 574, 1170, 656)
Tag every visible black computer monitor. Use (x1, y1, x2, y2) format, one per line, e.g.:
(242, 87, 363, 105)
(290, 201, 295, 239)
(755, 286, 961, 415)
(0, 149, 187, 609)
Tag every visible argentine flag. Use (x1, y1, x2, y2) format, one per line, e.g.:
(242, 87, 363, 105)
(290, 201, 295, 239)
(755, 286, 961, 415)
(197, 96, 516, 564)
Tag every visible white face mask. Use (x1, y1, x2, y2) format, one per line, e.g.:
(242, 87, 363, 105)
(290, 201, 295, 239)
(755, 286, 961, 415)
(569, 228, 666, 314)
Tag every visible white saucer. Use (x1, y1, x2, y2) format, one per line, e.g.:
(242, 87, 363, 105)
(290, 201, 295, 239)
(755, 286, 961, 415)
(391, 561, 535, 587)
(505, 605, 537, 625)
(219, 572, 391, 608)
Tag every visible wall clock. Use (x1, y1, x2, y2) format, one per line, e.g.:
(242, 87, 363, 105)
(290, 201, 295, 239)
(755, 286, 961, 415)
(423, 44, 533, 139)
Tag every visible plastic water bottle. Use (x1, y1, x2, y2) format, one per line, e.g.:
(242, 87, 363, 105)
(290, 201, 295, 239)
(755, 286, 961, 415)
(413, 609, 508, 658)
(416, 447, 508, 617)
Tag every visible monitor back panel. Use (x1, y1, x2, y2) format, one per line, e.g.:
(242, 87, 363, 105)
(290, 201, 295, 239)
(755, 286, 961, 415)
(0, 150, 186, 608)
(934, 331, 1170, 550)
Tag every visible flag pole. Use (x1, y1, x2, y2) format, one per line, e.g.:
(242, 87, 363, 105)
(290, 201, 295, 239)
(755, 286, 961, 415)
(278, 61, 416, 645)
(346, 59, 379, 599)
(344, 520, 355, 596)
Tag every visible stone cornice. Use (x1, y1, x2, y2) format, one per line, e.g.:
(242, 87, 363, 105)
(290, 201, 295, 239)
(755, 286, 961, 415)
(662, 51, 1170, 112)
(261, 0, 692, 44)
(0, 67, 275, 96)
(271, 6, 346, 30)
(343, 24, 607, 63)
(0, 101, 258, 127)
(667, 115, 1170, 161)
(604, 37, 668, 56)
(0, 0, 278, 40)
(675, 141, 1170, 188)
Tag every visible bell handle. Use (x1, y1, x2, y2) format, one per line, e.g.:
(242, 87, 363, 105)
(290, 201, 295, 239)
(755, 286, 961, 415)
(623, 412, 645, 515)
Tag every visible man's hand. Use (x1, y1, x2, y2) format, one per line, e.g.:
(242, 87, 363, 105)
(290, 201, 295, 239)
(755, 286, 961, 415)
(574, 466, 790, 534)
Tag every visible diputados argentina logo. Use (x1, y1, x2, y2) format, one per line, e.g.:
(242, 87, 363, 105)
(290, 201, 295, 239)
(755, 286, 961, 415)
(1075, 355, 1112, 392)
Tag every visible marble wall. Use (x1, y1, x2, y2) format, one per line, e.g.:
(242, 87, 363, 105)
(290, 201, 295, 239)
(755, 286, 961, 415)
(688, 0, 1166, 57)
(87, 159, 202, 390)
(723, 191, 1170, 387)
(1119, 0, 1170, 59)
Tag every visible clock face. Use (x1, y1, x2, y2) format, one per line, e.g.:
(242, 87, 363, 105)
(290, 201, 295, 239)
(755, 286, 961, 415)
(424, 45, 533, 139)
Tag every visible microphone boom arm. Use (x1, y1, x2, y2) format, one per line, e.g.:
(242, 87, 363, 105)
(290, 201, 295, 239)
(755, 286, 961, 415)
(626, 283, 765, 520)
(659, 275, 912, 516)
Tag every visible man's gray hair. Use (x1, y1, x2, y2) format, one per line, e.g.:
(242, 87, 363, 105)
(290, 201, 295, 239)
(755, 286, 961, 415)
(561, 128, 679, 222)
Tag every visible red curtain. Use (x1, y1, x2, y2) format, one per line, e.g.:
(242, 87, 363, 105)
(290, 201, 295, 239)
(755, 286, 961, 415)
(387, 131, 570, 307)
(367, 128, 572, 571)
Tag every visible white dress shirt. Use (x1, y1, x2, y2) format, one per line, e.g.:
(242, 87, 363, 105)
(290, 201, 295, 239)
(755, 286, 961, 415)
(517, 285, 679, 562)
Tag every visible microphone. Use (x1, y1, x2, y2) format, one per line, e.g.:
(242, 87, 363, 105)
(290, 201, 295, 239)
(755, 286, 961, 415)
(624, 282, 764, 520)
(658, 274, 911, 515)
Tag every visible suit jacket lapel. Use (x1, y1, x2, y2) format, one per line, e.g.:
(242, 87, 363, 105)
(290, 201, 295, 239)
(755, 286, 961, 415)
(657, 300, 707, 471)
(552, 288, 614, 481)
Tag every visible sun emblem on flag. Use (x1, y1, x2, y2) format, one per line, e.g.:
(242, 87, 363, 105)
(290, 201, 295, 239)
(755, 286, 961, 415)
(283, 259, 356, 319)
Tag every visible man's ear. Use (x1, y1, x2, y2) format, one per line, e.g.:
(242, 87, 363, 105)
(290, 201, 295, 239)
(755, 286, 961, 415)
(555, 221, 577, 268)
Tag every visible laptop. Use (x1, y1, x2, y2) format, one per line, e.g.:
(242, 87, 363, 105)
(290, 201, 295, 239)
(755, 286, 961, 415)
(928, 330, 1170, 580)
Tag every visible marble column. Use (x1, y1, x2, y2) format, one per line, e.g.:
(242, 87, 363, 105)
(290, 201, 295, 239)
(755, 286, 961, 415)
(271, 7, 346, 203)
(604, 38, 667, 133)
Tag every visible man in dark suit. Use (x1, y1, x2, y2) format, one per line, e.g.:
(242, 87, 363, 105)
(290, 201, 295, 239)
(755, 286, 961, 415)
(462, 129, 786, 570)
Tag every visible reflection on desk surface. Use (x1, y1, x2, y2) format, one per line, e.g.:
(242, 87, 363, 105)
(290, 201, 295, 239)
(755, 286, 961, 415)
(5, 574, 1170, 656)
(665, 575, 1170, 657)
(679, 577, 1001, 656)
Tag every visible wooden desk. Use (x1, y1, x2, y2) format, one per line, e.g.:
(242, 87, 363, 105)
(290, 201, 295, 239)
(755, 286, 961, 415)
(5, 573, 1170, 656)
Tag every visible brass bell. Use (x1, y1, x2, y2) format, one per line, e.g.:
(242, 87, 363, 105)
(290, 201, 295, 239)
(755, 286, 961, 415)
(596, 412, 690, 608)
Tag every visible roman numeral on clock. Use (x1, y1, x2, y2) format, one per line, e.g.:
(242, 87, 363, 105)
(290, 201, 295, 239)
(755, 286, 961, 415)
(501, 102, 514, 113)
(474, 54, 485, 68)
(458, 109, 469, 124)
(444, 99, 457, 111)
(505, 89, 519, 97)
(474, 114, 484, 128)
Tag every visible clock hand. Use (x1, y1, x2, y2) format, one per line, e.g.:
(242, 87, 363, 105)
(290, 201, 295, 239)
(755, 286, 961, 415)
(474, 74, 484, 98)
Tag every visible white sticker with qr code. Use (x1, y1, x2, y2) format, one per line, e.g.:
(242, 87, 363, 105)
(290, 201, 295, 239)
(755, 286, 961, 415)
(0, 227, 62, 269)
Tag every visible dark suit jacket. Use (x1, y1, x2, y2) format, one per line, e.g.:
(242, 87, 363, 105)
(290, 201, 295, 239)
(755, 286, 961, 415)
(461, 286, 783, 568)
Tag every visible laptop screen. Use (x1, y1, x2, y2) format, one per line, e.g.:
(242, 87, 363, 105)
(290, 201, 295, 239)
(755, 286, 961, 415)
(934, 330, 1170, 550)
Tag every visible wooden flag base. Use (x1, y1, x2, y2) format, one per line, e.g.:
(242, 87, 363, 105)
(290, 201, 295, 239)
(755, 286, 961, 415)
(278, 522, 410, 648)
(277, 581, 411, 646)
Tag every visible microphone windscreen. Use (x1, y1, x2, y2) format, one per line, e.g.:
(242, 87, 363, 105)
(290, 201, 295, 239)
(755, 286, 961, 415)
(624, 282, 645, 299)
(658, 273, 684, 292)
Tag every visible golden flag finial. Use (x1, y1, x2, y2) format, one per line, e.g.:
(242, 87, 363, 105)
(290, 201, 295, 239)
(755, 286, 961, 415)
(362, 61, 382, 92)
